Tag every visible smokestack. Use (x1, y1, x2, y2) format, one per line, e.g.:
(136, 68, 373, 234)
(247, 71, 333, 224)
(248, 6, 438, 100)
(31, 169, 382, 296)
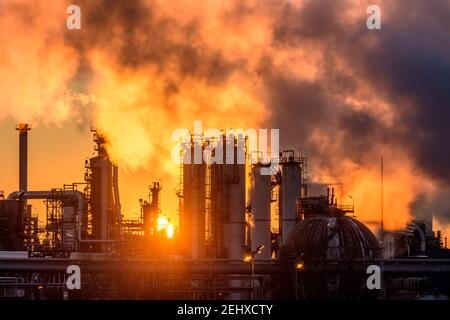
(331, 187, 335, 206)
(16, 124, 31, 192)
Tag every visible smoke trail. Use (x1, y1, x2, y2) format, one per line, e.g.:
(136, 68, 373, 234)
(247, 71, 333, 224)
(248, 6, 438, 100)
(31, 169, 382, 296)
(0, 1, 91, 125)
(257, 0, 450, 227)
(1, 0, 450, 229)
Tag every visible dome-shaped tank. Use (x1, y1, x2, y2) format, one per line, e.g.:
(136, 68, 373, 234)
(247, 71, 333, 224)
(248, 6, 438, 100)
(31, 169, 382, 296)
(277, 195, 381, 299)
(279, 213, 381, 261)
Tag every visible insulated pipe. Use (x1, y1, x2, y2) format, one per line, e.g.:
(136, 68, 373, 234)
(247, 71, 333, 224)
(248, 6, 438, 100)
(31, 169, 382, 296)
(7, 191, 119, 244)
(0, 259, 288, 274)
(2, 259, 450, 275)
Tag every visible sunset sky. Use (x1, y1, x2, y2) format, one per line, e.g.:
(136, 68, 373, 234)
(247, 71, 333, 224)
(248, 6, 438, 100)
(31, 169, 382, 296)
(0, 119, 180, 225)
(1, 0, 450, 236)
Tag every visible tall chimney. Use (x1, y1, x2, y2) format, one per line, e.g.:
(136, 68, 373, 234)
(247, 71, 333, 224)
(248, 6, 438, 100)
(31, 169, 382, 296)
(16, 123, 31, 192)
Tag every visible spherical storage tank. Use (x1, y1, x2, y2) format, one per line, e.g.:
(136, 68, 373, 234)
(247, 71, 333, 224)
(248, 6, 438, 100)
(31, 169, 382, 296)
(279, 213, 381, 261)
(278, 196, 381, 299)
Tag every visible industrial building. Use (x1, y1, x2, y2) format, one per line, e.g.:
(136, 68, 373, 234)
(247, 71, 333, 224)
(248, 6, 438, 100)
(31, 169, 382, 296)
(0, 125, 450, 300)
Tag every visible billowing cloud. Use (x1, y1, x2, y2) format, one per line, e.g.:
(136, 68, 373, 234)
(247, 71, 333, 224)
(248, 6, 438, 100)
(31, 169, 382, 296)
(1, 0, 449, 229)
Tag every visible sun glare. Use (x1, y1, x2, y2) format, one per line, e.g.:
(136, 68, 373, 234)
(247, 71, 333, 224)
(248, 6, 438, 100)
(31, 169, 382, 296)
(157, 215, 174, 239)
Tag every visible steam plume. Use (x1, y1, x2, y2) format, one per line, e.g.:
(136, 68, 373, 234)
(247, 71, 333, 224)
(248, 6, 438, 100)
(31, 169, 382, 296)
(1, 0, 450, 230)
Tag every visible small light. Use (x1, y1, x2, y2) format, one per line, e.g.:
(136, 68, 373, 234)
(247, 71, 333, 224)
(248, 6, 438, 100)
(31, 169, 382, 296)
(244, 255, 252, 262)
(296, 262, 304, 270)
(256, 245, 265, 254)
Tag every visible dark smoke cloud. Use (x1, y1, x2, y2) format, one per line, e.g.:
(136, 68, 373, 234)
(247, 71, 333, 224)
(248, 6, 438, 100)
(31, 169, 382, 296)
(61, 0, 450, 221)
(224, 0, 450, 223)
(411, 188, 450, 226)
(66, 0, 239, 86)
(351, 0, 450, 182)
(265, 0, 450, 185)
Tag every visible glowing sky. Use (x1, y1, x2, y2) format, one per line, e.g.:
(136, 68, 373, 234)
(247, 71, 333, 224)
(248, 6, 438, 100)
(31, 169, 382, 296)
(0, 119, 179, 226)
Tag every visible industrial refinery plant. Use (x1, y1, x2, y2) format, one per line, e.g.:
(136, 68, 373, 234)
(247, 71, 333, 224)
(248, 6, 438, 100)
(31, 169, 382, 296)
(1, 124, 450, 300)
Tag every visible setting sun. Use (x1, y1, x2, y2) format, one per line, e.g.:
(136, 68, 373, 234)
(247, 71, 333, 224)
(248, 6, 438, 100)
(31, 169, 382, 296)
(157, 215, 174, 239)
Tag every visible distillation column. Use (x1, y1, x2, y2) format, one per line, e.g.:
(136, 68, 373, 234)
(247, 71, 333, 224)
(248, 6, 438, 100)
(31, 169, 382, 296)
(250, 161, 272, 260)
(88, 133, 121, 253)
(224, 135, 246, 261)
(280, 151, 302, 244)
(181, 135, 206, 259)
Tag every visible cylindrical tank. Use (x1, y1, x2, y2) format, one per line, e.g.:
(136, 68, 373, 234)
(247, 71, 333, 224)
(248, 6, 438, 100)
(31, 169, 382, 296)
(250, 163, 272, 260)
(90, 155, 113, 252)
(181, 137, 206, 258)
(208, 133, 247, 299)
(280, 152, 302, 244)
(223, 135, 247, 300)
(88, 133, 121, 253)
(142, 202, 152, 237)
(224, 163, 246, 259)
(209, 162, 224, 257)
(208, 134, 247, 260)
(223, 135, 246, 260)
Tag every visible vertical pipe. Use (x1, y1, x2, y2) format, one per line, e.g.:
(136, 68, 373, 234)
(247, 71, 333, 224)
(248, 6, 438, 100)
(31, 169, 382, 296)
(380, 157, 384, 248)
(380, 156, 386, 300)
(101, 158, 109, 252)
(327, 187, 330, 204)
(16, 124, 30, 192)
(113, 165, 122, 238)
